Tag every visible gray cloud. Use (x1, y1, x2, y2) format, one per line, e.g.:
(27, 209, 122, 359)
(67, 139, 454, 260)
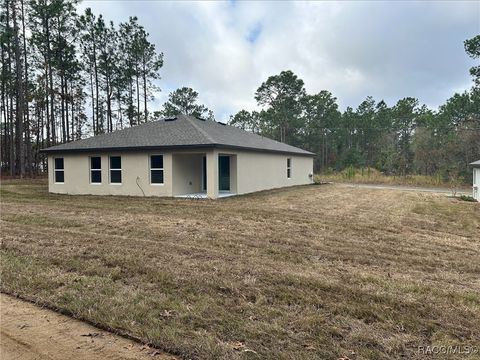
(80, 0, 479, 120)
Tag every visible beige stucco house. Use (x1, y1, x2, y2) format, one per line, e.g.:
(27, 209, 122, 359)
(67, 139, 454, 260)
(42, 114, 314, 199)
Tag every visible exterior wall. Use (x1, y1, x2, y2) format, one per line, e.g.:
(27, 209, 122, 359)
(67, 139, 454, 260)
(229, 155, 238, 193)
(474, 168, 480, 201)
(206, 149, 219, 198)
(231, 150, 313, 195)
(48, 152, 173, 197)
(172, 153, 203, 195)
(48, 148, 314, 198)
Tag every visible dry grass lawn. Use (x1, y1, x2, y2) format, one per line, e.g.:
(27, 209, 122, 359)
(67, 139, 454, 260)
(1, 180, 479, 359)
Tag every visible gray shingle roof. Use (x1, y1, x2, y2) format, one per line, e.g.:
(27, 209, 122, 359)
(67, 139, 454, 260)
(41, 114, 314, 156)
(470, 160, 480, 167)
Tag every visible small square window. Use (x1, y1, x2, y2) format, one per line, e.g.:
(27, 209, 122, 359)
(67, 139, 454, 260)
(55, 170, 64, 183)
(110, 170, 122, 183)
(91, 156, 101, 170)
(91, 170, 102, 183)
(110, 156, 121, 170)
(151, 155, 163, 169)
(55, 158, 64, 170)
(151, 170, 164, 184)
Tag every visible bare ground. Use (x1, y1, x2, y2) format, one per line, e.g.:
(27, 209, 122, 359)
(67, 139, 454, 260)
(0, 293, 175, 360)
(1, 179, 479, 359)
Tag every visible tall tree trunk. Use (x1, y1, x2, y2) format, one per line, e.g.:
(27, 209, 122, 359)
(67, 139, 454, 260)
(1, 27, 8, 174)
(321, 130, 325, 170)
(9, 92, 15, 176)
(129, 78, 133, 126)
(41, 106, 45, 171)
(117, 87, 123, 129)
(65, 78, 69, 141)
(143, 61, 147, 122)
(70, 80, 75, 140)
(136, 65, 140, 124)
(44, 62, 50, 146)
(35, 104, 41, 174)
(60, 73, 66, 142)
(106, 74, 112, 132)
(49, 60, 55, 144)
(5, 1, 13, 175)
(12, 0, 26, 177)
(93, 41, 100, 133)
(21, 0, 31, 175)
(89, 67, 95, 134)
(45, 12, 55, 145)
(1, 85, 7, 174)
(325, 131, 328, 168)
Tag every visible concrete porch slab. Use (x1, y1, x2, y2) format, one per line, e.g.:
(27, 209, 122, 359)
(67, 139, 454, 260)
(174, 192, 236, 199)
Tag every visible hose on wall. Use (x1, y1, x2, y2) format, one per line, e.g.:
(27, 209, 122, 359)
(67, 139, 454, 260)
(136, 176, 146, 196)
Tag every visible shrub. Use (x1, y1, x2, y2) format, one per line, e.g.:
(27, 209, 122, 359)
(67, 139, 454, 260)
(343, 165, 356, 180)
(459, 195, 477, 202)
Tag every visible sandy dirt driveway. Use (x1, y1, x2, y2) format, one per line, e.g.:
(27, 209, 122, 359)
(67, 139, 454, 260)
(0, 293, 176, 360)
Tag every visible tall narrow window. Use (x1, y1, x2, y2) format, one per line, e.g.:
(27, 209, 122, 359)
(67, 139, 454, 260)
(287, 158, 291, 179)
(54, 158, 64, 183)
(110, 156, 122, 184)
(90, 156, 102, 184)
(150, 155, 164, 184)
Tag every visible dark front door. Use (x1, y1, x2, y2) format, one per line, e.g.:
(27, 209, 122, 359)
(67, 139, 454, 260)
(218, 155, 230, 191)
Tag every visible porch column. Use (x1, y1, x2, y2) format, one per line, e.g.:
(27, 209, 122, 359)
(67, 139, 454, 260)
(206, 149, 219, 199)
(165, 153, 174, 196)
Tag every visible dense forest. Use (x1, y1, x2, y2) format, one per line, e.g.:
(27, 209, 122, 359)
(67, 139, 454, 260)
(231, 36, 480, 181)
(1, 0, 479, 182)
(1, 0, 165, 175)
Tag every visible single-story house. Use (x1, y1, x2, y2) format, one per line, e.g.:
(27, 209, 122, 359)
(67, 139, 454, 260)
(41, 114, 314, 199)
(471, 160, 480, 201)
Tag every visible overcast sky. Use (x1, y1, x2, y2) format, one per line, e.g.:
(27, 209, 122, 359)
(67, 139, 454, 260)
(80, 0, 479, 121)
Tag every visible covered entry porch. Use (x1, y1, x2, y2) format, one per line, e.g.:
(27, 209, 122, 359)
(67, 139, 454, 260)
(172, 150, 237, 199)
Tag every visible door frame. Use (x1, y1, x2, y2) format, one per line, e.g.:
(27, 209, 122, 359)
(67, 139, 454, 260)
(218, 155, 231, 192)
(201, 155, 207, 192)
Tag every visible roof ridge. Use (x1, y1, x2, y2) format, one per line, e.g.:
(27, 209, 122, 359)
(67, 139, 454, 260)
(183, 115, 216, 143)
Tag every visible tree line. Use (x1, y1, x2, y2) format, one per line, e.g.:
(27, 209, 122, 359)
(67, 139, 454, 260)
(1, 0, 166, 176)
(1, 0, 478, 182)
(1, 0, 217, 177)
(230, 36, 480, 182)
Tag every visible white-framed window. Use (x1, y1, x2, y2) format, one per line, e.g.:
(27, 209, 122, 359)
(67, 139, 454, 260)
(54, 157, 64, 183)
(287, 158, 292, 179)
(150, 155, 164, 184)
(109, 156, 122, 184)
(90, 156, 102, 184)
